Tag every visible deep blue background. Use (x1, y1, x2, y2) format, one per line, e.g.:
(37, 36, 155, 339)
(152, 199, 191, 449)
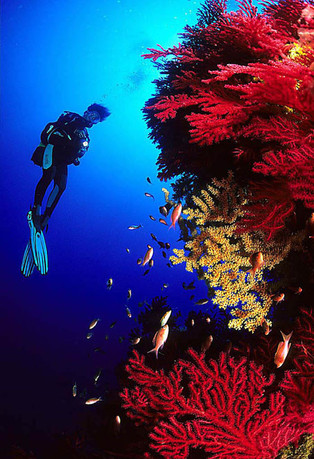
(1, 0, 237, 449)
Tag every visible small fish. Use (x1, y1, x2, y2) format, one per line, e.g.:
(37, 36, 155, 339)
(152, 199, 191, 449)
(72, 382, 77, 397)
(110, 321, 117, 328)
(248, 252, 264, 277)
(106, 278, 113, 289)
(274, 331, 293, 368)
(162, 251, 167, 258)
(169, 202, 182, 229)
(261, 318, 271, 335)
(94, 369, 102, 384)
(195, 298, 209, 305)
(127, 289, 132, 300)
(137, 258, 142, 265)
(288, 286, 302, 295)
(272, 292, 285, 304)
(306, 212, 314, 238)
(142, 246, 154, 266)
(165, 243, 170, 249)
(89, 318, 100, 330)
(85, 397, 102, 405)
(146, 176, 152, 184)
(143, 269, 149, 276)
(126, 248, 130, 253)
(126, 307, 132, 318)
(191, 319, 195, 327)
(205, 317, 211, 323)
(166, 262, 172, 268)
(144, 192, 154, 200)
(115, 415, 121, 435)
(148, 325, 169, 359)
(131, 337, 141, 345)
(105, 334, 109, 340)
(128, 224, 142, 230)
(162, 283, 169, 290)
(148, 259, 154, 268)
(159, 218, 168, 226)
(86, 332, 93, 339)
(149, 215, 156, 221)
(159, 201, 172, 217)
(201, 335, 213, 353)
(160, 310, 172, 327)
(182, 281, 195, 290)
(190, 294, 195, 301)
(119, 336, 124, 343)
(151, 233, 158, 242)
(93, 347, 105, 354)
(158, 241, 166, 249)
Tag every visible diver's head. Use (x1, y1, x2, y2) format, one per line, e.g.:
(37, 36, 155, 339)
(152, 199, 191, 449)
(83, 103, 111, 127)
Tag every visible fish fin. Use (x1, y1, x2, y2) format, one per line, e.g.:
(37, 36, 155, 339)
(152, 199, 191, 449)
(152, 331, 158, 345)
(280, 330, 293, 342)
(147, 348, 157, 358)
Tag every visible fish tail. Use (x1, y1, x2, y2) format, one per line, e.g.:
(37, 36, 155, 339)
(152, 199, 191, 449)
(280, 330, 293, 342)
(147, 347, 157, 358)
(248, 268, 256, 277)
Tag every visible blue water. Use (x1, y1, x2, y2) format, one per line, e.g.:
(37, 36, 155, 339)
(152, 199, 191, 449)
(1, 0, 241, 453)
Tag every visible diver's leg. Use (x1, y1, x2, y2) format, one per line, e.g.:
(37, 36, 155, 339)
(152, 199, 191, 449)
(33, 167, 56, 230)
(41, 165, 68, 230)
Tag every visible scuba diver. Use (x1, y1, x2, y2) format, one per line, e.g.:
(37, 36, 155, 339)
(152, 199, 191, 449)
(21, 103, 111, 277)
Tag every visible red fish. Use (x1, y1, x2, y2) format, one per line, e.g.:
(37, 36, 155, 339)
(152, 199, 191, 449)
(271, 292, 285, 304)
(147, 325, 169, 359)
(261, 318, 271, 335)
(201, 335, 213, 353)
(169, 203, 182, 229)
(274, 331, 293, 368)
(248, 252, 264, 277)
(306, 212, 314, 238)
(142, 245, 153, 266)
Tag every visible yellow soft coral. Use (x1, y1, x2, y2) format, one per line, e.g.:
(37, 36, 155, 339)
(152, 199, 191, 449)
(171, 172, 305, 332)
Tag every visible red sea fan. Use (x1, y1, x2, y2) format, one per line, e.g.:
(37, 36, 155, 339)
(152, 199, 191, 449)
(280, 307, 314, 433)
(121, 349, 303, 458)
(143, 0, 314, 237)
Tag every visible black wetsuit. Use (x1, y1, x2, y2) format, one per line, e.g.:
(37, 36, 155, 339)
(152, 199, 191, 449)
(31, 112, 91, 229)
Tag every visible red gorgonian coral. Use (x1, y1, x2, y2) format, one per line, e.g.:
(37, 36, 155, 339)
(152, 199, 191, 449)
(143, 0, 314, 238)
(121, 349, 304, 458)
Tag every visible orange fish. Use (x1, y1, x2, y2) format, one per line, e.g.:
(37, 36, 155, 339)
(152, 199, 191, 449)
(159, 218, 168, 226)
(274, 331, 293, 368)
(142, 245, 153, 266)
(261, 318, 271, 335)
(248, 252, 264, 277)
(288, 286, 302, 295)
(306, 212, 314, 238)
(272, 292, 285, 304)
(85, 397, 102, 405)
(169, 203, 182, 229)
(147, 324, 169, 359)
(201, 335, 213, 353)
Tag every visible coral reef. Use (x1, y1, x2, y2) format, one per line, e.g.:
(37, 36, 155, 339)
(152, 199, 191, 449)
(170, 172, 305, 331)
(121, 349, 305, 458)
(143, 0, 314, 238)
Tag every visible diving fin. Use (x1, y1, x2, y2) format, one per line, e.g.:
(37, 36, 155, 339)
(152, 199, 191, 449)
(21, 240, 36, 277)
(27, 210, 48, 275)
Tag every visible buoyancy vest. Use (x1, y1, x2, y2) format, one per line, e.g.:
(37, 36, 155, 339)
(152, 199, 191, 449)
(36, 112, 90, 166)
